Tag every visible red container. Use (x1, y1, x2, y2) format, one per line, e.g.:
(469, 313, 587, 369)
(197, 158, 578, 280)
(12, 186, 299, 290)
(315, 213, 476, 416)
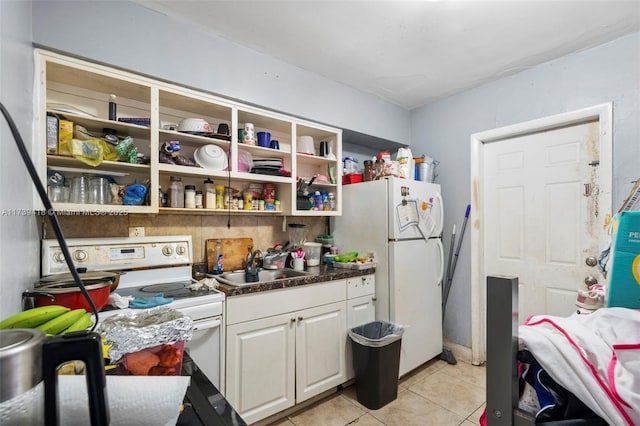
(342, 173, 363, 185)
(28, 271, 117, 311)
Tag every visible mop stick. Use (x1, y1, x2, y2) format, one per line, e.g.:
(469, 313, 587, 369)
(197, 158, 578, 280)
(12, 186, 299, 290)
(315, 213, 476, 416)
(443, 204, 470, 308)
(443, 224, 456, 318)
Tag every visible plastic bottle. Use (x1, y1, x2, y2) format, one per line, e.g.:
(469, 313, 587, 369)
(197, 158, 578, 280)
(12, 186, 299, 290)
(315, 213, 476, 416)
(195, 191, 203, 208)
(314, 191, 323, 211)
(184, 185, 196, 209)
(203, 178, 215, 209)
(169, 176, 184, 208)
(328, 192, 336, 211)
(215, 184, 224, 209)
(108, 94, 117, 121)
(213, 239, 224, 275)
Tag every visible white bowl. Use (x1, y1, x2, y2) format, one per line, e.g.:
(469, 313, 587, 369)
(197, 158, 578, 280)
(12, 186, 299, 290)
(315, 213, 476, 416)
(178, 118, 212, 134)
(194, 145, 228, 170)
(297, 136, 315, 155)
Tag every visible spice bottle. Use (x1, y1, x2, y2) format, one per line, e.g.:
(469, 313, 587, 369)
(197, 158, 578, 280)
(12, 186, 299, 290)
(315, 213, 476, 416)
(169, 176, 184, 208)
(184, 185, 196, 209)
(108, 94, 117, 121)
(195, 190, 203, 208)
(364, 160, 373, 181)
(215, 185, 224, 209)
(203, 178, 215, 209)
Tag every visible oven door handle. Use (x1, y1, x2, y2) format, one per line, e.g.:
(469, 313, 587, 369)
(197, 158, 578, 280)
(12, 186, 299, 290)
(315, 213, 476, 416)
(192, 318, 221, 332)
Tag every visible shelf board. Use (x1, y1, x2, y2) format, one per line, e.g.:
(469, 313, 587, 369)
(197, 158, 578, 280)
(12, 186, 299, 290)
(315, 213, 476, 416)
(159, 129, 231, 147)
(47, 110, 151, 140)
(157, 164, 292, 183)
(47, 202, 153, 214)
(159, 207, 283, 215)
(295, 153, 336, 167)
(47, 155, 150, 174)
(239, 144, 292, 157)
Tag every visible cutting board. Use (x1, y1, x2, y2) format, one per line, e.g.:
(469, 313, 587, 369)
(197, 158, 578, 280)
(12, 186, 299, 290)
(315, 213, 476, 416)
(206, 238, 254, 273)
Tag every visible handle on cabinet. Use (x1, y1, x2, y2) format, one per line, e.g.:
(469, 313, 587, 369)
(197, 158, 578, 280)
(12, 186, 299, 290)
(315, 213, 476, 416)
(371, 297, 377, 302)
(290, 318, 296, 323)
(297, 316, 304, 321)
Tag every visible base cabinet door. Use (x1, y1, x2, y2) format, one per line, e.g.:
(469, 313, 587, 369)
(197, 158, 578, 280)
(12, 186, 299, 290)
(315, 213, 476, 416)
(345, 295, 376, 380)
(295, 301, 347, 402)
(226, 313, 296, 424)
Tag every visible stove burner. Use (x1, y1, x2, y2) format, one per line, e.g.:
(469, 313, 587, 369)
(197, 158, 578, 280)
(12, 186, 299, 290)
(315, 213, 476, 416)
(140, 283, 186, 293)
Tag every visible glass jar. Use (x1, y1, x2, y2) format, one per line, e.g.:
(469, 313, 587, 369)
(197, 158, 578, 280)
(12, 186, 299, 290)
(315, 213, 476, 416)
(328, 192, 336, 211)
(184, 185, 196, 209)
(363, 160, 373, 181)
(262, 183, 276, 204)
(169, 176, 184, 208)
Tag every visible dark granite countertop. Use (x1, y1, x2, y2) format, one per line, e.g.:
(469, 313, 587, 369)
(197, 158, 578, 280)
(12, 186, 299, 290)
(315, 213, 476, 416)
(216, 264, 376, 297)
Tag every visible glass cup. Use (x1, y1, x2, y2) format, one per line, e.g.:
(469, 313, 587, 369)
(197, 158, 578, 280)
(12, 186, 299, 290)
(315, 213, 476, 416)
(47, 185, 69, 203)
(69, 176, 90, 204)
(89, 177, 112, 204)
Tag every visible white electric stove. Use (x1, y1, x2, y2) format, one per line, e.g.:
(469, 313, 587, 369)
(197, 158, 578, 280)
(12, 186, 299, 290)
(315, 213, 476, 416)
(41, 235, 225, 392)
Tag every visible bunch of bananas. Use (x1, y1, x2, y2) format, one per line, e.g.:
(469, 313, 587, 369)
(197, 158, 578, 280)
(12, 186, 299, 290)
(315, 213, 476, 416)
(0, 305, 93, 335)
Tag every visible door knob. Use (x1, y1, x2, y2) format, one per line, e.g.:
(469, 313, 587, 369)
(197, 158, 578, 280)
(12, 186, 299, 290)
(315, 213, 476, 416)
(584, 276, 598, 286)
(585, 256, 597, 267)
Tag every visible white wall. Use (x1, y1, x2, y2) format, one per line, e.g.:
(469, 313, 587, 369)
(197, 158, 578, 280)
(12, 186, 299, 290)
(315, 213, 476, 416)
(31, 0, 410, 146)
(411, 32, 640, 347)
(0, 0, 40, 318)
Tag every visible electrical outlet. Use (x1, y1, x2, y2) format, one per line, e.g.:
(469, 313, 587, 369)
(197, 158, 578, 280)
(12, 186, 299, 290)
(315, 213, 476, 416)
(129, 226, 145, 237)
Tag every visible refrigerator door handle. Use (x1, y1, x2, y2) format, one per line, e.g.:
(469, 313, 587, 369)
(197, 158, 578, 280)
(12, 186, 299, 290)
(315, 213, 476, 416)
(437, 238, 445, 285)
(435, 192, 444, 236)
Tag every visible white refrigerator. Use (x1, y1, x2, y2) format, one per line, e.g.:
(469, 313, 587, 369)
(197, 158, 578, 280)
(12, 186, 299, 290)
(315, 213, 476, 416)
(332, 178, 444, 377)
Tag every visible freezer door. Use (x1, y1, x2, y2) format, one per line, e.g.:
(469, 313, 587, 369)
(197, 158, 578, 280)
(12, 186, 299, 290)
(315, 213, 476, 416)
(389, 238, 444, 377)
(388, 178, 443, 240)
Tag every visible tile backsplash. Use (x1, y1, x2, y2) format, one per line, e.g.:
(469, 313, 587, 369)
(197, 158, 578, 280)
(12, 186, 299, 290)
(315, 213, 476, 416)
(43, 214, 327, 263)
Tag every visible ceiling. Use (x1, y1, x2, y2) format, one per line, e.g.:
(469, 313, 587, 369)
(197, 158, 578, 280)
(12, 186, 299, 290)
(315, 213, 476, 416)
(136, 1, 640, 110)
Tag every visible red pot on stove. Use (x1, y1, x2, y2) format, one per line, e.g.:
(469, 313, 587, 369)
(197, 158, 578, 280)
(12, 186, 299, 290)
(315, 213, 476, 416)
(24, 271, 119, 312)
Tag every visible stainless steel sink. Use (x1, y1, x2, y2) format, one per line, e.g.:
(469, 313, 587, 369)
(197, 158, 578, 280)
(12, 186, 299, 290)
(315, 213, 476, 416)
(216, 268, 311, 287)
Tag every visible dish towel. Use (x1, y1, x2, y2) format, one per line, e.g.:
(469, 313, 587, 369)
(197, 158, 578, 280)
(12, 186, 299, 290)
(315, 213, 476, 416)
(129, 293, 174, 309)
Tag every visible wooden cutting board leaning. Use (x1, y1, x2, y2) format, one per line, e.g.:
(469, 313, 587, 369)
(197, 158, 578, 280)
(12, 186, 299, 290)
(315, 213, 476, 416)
(206, 238, 254, 273)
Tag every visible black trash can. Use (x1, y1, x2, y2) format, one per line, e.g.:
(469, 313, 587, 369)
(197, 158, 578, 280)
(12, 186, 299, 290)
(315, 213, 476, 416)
(349, 321, 404, 410)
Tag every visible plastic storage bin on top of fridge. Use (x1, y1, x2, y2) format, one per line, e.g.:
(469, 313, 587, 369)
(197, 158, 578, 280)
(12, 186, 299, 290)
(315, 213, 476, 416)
(348, 321, 404, 410)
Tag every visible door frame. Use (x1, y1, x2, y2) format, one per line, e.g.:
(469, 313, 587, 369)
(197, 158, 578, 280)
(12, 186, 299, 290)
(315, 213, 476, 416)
(469, 103, 613, 365)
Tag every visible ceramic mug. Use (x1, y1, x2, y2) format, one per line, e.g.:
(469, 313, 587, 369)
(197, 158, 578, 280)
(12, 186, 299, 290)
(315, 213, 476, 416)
(293, 257, 304, 271)
(243, 123, 255, 145)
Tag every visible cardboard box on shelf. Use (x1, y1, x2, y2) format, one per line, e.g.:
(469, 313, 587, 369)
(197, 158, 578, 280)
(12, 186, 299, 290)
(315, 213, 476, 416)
(606, 211, 640, 309)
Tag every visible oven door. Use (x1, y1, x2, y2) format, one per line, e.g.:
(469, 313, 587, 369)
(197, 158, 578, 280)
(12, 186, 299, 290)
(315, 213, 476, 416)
(180, 305, 222, 391)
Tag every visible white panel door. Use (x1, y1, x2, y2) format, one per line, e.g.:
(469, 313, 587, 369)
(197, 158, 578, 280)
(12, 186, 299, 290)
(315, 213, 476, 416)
(389, 238, 444, 377)
(226, 313, 295, 424)
(295, 301, 347, 402)
(484, 121, 602, 321)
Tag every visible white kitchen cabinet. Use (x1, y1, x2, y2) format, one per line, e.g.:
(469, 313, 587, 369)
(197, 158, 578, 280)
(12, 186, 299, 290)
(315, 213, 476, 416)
(34, 49, 342, 216)
(346, 274, 376, 380)
(225, 280, 347, 424)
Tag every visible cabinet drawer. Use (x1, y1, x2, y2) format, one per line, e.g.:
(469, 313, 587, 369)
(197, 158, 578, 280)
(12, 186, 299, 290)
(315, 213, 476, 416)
(347, 274, 375, 299)
(226, 280, 346, 325)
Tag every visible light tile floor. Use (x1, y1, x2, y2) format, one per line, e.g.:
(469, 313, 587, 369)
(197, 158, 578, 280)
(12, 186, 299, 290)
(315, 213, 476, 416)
(268, 358, 486, 426)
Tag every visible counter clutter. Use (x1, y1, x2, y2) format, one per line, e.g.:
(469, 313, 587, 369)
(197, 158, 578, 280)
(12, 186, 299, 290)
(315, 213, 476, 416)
(215, 263, 375, 297)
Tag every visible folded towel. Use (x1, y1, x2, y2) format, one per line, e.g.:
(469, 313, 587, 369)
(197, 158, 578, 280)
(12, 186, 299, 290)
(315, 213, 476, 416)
(129, 293, 174, 309)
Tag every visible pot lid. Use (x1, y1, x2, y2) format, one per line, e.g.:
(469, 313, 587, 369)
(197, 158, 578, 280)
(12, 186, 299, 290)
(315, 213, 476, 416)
(36, 271, 117, 289)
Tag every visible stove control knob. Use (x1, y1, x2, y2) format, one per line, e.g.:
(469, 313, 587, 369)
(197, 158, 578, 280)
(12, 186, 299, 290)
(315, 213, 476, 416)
(176, 245, 186, 256)
(73, 250, 88, 262)
(53, 251, 65, 263)
(162, 246, 173, 256)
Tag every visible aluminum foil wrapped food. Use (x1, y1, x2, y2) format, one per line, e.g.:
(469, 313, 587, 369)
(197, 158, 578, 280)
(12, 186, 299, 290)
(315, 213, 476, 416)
(98, 306, 193, 363)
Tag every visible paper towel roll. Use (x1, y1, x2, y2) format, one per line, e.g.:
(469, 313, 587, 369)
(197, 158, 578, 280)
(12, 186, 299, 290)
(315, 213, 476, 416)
(58, 375, 190, 426)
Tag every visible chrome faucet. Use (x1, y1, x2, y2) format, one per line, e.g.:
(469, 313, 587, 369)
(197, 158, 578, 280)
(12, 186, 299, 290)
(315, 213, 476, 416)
(245, 248, 263, 283)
